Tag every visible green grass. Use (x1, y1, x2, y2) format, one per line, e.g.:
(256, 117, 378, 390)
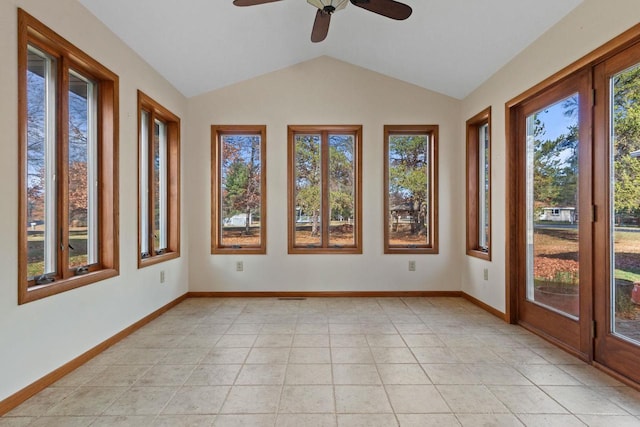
(615, 269, 640, 283)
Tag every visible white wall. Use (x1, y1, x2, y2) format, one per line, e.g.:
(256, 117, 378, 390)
(460, 0, 640, 312)
(0, 0, 189, 402)
(187, 56, 463, 293)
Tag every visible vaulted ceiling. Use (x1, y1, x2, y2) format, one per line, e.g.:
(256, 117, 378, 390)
(78, 0, 583, 99)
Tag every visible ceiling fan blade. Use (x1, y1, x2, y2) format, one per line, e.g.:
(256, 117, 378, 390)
(349, 0, 412, 20)
(233, 0, 282, 6)
(311, 9, 331, 43)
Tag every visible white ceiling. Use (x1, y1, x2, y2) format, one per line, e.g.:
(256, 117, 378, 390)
(78, 0, 583, 100)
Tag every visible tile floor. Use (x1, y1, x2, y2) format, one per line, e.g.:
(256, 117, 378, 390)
(2, 297, 640, 426)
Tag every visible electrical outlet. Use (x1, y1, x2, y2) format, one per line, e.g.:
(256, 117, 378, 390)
(483, 268, 489, 281)
(236, 261, 244, 272)
(160, 270, 165, 283)
(408, 260, 416, 272)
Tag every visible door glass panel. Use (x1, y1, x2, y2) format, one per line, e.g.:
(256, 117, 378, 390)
(328, 134, 355, 247)
(611, 63, 640, 343)
(294, 134, 322, 247)
(526, 94, 580, 318)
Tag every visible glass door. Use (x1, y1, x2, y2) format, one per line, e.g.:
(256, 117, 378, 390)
(594, 41, 640, 383)
(517, 70, 593, 359)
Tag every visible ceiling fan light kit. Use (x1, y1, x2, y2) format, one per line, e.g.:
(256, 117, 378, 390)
(233, 0, 412, 43)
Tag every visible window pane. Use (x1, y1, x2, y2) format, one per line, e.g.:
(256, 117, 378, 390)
(478, 123, 490, 249)
(328, 134, 355, 246)
(387, 134, 430, 247)
(26, 46, 56, 280)
(220, 134, 263, 247)
(525, 94, 580, 318)
(294, 134, 322, 247)
(153, 120, 168, 252)
(68, 71, 97, 270)
(140, 111, 150, 256)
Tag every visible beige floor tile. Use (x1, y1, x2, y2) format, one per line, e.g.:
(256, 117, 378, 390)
(253, 334, 293, 348)
(450, 347, 505, 364)
(576, 414, 640, 426)
(235, 364, 286, 385)
(385, 385, 450, 414)
(278, 385, 335, 413)
(225, 324, 263, 335)
(215, 334, 257, 348)
(333, 364, 381, 385)
(152, 414, 217, 426)
(377, 364, 431, 385)
(467, 364, 532, 386)
(489, 385, 567, 414)
(516, 414, 585, 427)
(6, 387, 75, 417)
(361, 324, 397, 334)
(159, 348, 209, 365)
(370, 347, 416, 364)
(456, 413, 524, 426)
(285, 364, 332, 384)
(51, 364, 108, 387)
(401, 334, 444, 347)
(27, 416, 95, 427)
(437, 385, 509, 414)
(296, 324, 329, 334)
(331, 348, 374, 364)
(492, 348, 549, 365)
(276, 413, 336, 426)
(412, 347, 460, 364)
(260, 324, 296, 334)
(104, 386, 177, 415)
(0, 417, 36, 426)
(202, 348, 250, 364)
(135, 365, 195, 386)
(396, 414, 461, 426)
(111, 349, 169, 365)
(213, 414, 276, 426)
(185, 365, 242, 386)
(46, 387, 126, 416)
(220, 385, 281, 414)
(559, 365, 625, 386)
(394, 324, 433, 334)
(330, 324, 363, 334)
(594, 387, 640, 415)
(541, 386, 628, 415)
(245, 348, 290, 364)
(292, 334, 330, 347)
(289, 347, 331, 364)
(330, 334, 369, 348)
(366, 334, 406, 347)
(90, 415, 155, 426)
(335, 385, 392, 413)
(178, 334, 221, 348)
(421, 364, 481, 385)
(336, 414, 399, 427)
(87, 365, 151, 387)
(162, 386, 229, 414)
(515, 364, 582, 386)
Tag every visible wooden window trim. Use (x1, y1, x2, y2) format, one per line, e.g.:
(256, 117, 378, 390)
(287, 125, 363, 255)
(137, 91, 181, 268)
(211, 125, 267, 255)
(18, 9, 119, 304)
(466, 107, 492, 260)
(384, 125, 439, 255)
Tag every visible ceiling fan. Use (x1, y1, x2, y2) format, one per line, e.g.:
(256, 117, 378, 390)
(233, 0, 412, 43)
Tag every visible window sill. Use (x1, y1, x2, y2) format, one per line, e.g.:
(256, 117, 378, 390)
(19, 268, 119, 305)
(138, 251, 180, 269)
(466, 248, 491, 261)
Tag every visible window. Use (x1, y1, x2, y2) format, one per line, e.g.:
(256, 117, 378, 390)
(288, 125, 362, 254)
(211, 125, 266, 254)
(466, 107, 491, 260)
(18, 9, 119, 304)
(138, 91, 181, 267)
(384, 125, 438, 254)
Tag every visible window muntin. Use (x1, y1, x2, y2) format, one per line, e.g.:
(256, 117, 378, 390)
(288, 125, 362, 254)
(138, 91, 181, 266)
(212, 125, 266, 254)
(384, 125, 438, 254)
(19, 9, 119, 303)
(466, 108, 491, 260)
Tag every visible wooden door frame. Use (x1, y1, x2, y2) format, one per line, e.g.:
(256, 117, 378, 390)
(505, 24, 640, 339)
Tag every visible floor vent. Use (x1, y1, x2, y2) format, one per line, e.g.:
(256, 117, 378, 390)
(277, 297, 307, 301)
